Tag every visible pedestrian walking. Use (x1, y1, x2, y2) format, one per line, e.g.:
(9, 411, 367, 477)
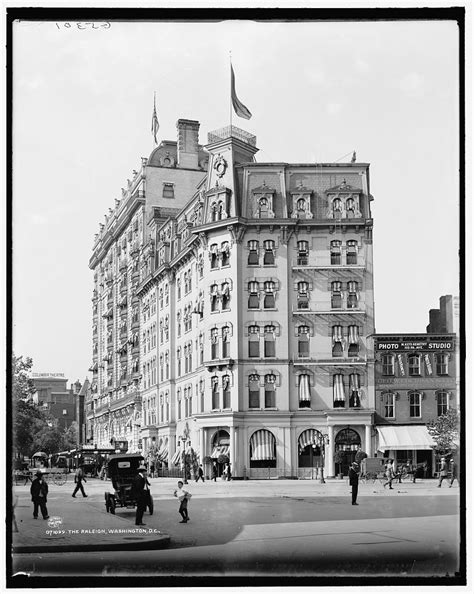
(133, 464, 151, 526)
(406, 459, 417, 483)
(383, 459, 395, 489)
(174, 480, 191, 523)
(437, 457, 448, 487)
(223, 462, 232, 481)
(211, 463, 218, 482)
(72, 465, 88, 498)
(30, 470, 49, 520)
(195, 464, 205, 483)
(449, 458, 458, 487)
(349, 462, 359, 505)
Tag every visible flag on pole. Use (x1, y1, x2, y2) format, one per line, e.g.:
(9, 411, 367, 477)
(231, 64, 252, 120)
(151, 93, 159, 144)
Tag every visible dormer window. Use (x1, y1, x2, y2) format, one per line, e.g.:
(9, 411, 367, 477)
(163, 183, 174, 199)
(332, 198, 343, 218)
(258, 197, 270, 218)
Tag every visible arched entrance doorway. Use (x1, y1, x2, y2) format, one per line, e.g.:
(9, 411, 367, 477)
(249, 429, 276, 468)
(210, 429, 230, 477)
(298, 429, 323, 468)
(335, 428, 361, 476)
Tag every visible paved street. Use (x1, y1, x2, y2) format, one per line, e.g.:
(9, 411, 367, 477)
(10, 475, 461, 579)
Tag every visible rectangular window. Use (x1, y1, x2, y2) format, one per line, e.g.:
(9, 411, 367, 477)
(384, 393, 395, 418)
(436, 353, 449, 376)
(212, 383, 219, 410)
(265, 387, 276, 408)
(382, 354, 395, 376)
(249, 376, 260, 408)
(223, 378, 231, 409)
(249, 339, 260, 358)
(163, 183, 174, 199)
(409, 392, 421, 418)
(408, 355, 421, 376)
(248, 241, 259, 265)
(263, 240, 275, 265)
(437, 392, 449, 416)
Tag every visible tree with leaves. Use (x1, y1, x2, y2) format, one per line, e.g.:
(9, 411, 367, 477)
(12, 354, 36, 401)
(427, 408, 460, 458)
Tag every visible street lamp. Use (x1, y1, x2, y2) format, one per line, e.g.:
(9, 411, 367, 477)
(319, 433, 330, 484)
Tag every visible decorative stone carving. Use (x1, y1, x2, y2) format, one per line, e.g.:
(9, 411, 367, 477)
(214, 155, 228, 178)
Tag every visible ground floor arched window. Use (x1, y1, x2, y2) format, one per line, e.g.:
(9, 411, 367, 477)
(335, 428, 361, 475)
(298, 429, 322, 468)
(250, 429, 276, 468)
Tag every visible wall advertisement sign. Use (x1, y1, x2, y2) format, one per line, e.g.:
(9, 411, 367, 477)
(375, 339, 454, 352)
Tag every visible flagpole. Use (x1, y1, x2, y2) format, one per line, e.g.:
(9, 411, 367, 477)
(229, 51, 233, 132)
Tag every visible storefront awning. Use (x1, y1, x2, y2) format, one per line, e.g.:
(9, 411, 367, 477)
(376, 425, 435, 451)
(158, 447, 168, 463)
(250, 430, 276, 460)
(171, 448, 182, 466)
(210, 445, 229, 458)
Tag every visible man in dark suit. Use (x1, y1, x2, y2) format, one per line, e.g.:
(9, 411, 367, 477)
(133, 464, 151, 526)
(30, 470, 49, 519)
(349, 462, 360, 506)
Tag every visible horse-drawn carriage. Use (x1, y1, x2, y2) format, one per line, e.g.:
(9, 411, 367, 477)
(104, 453, 153, 515)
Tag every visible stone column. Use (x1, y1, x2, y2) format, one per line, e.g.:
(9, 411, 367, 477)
(365, 424, 372, 457)
(230, 425, 235, 475)
(200, 427, 205, 462)
(327, 425, 335, 477)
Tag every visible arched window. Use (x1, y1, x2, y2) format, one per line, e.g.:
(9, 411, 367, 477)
(248, 281, 259, 309)
(210, 284, 219, 312)
(248, 240, 259, 265)
(346, 240, 358, 265)
(212, 377, 219, 410)
(221, 242, 230, 266)
(332, 325, 344, 357)
(210, 244, 219, 269)
(264, 281, 276, 309)
(222, 375, 231, 409)
(221, 282, 230, 310)
(333, 373, 345, 408)
(211, 328, 219, 360)
(332, 198, 342, 218)
(298, 373, 311, 408)
(258, 197, 269, 218)
(408, 354, 421, 376)
(248, 374, 260, 408)
(297, 240, 309, 265)
(248, 325, 260, 358)
(330, 240, 342, 265)
(297, 281, 309, 310)
(331, 281, 342, 309)
(250, 429, 276, 467)
(347, 281, 359, 309)
(264, 374, 276, 408)
(298, 325, 310, 357)
(346, 197, 355, 217)
(222, 326, 230, 358)
(263, 240, 275, 265)
(264, 325, 276, 357)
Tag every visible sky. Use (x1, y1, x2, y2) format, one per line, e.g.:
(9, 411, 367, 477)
(12, 16, 461, 386)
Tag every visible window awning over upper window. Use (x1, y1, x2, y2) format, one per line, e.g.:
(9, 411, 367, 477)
(376, 425, 435, 451)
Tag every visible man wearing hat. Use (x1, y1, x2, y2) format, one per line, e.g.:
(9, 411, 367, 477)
(348, 462, 360, 506)
(437, 457, 448, 488)
(133, 464, 151, 526)
(30, 470, 49, 519)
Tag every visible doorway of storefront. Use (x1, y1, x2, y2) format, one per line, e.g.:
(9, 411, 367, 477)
(210, 430, 230, 477)
(416, 450, 433, 478)
(335, 428, 361, 476)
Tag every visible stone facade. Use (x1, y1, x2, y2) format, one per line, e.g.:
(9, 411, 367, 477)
(88, 120, 377, 478)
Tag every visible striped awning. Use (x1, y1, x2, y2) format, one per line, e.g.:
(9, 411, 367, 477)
(158, 447, 169, 463)
(298, 374, 311, 402)
(348, 325, 359, 345)
(298, 429, 319, 450)
(250, 430, 276, 461)
(332, 325, 343, 345)
(171, 448, 182, 466)
(210, 445, 229, 458)
(333, 374, 345, 401)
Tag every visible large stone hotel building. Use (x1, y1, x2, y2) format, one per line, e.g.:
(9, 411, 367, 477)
(87, 119, 379, 479)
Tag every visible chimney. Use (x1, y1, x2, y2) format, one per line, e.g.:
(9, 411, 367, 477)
(177, 119, 200, 169)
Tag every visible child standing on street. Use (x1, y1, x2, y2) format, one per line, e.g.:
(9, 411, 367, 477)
(174, 480, 191, 523)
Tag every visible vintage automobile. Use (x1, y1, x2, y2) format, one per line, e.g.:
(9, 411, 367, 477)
(104, 453, 153, 515)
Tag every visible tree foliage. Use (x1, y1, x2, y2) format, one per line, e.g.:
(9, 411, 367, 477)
(12, 354, 36, 401)
(427, 408, 460, 457)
